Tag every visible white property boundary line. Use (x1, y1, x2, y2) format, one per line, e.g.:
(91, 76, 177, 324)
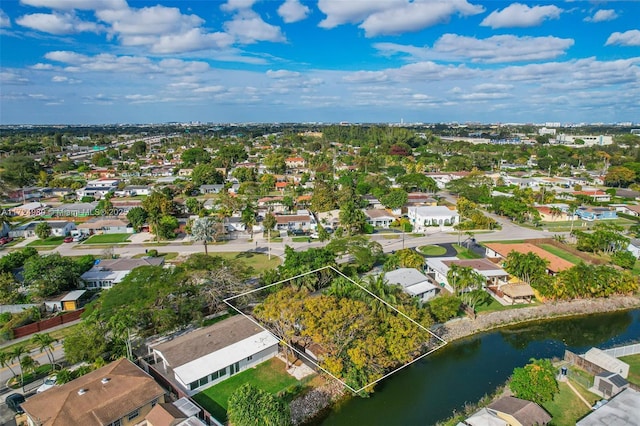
(223, 265, 448, 394)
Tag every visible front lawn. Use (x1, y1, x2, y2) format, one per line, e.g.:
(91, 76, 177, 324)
(619, 354, 640, 387)
(208, 251, 281, 275)
(193, 358, 301, 422)
(452, 244, 482, 259)
(542, 381, 595, 426)
(27, 236, 65, 247)
(418, 245, 447, 256)
(538, 244, 583, 265)
(475, 296, 538, 314)
(83, 233, 131, 244)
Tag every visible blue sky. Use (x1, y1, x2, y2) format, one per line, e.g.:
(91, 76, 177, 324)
(1, 0, 639, 125)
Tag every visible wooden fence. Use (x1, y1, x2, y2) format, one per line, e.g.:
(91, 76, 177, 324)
(564, 349, 640, 392)
(11, 308, 84, 339)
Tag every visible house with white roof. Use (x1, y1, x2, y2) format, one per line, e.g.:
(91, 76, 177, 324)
(383, 268, 439, 302)
(150, 315, 279, 396)
(81, 257, 165, 289)
(407, 206, 459, 233)
(364, 209, 396, 229)
(424, 257, 509, 293)
(9, 202, 48, 217)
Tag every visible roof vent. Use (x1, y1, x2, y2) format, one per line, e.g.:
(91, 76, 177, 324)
(78, 388, 88, 395)
(101, 377, 110, 384)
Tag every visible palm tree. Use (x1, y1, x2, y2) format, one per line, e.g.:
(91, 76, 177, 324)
(190, 217, 220, 255)
(0, 350, 18, 378)
(358, 275, 404, 316)
(19, 355, 38, 378)
(31, 333, 57, 368)
(10, 345, 27, 373)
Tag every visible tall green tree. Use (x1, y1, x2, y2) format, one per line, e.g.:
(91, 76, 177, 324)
(35, 222, 52, 240)
(126, 207, 148, 232)
(509, 358, 558, 405)
(339, 200, 367, 235)
(190, 217, 221, 255)
(31, 333, 58, 368)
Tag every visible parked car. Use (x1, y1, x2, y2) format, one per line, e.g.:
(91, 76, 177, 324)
(63, 236, 74, 243)
(290, 229, 306, 236)
(72, 235, 86, 242)
(309, 233, 319, 239)
(0, 236, 13, 245)
(6, 393, 25, 414)
(37, 375, 58, 393)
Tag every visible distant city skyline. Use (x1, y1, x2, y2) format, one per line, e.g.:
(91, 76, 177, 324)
(1, 0, 639, 125)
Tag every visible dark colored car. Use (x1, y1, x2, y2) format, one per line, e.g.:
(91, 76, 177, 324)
(290, 229, 306, 236)
(6, 393, 25, 414)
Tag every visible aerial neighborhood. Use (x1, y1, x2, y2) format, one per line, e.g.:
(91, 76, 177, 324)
(1, 122, 639, 426)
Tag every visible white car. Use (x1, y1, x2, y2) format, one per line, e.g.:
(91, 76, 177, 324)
(309, 233, 319, 239)
(37, 375, 57, 393)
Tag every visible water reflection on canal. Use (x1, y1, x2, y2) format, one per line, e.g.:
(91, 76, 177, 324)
(317, 309, 639, 426)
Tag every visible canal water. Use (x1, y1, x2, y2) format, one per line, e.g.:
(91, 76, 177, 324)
(317, 309, 640, 426)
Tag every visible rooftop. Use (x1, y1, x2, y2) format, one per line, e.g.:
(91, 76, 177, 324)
(21, 358, 165, 426)
(577, 388, 640, 426)
(487, 396, 551, 426)
(484, 242, 574, 273)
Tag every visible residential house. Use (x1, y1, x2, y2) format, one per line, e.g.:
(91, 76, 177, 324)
(584, 348, 629, 379)
(77, 217, 133, 235)
(21, 358, 165, 426)
(275, 181, 290, 192)
(9, 202, 48, 217)
(573, 190, 611, 203)
(384, 268, 439, 302)
(316, 209, 340, 229)
(462, 408, 508, 426)
(48, 202, 98, 217)
(177, 168, 193, 177)
(534, 206, 571, 222)
(485, 396, 551, 426)
(406, 193, 438, 206)
(616, 204, 640, 216)
(627, 239, 640, 259)
(484, 242, 574, 275)
(425, 172, 469, 189)
(364, 209, 396, 229)
(407, 206, 459, 233)
(575, 206, 617, 221)
(362, 195, 384, 209)
(7, 187, 43, 203)
(285, 156, 305, 169)
(576, 388, 640, 426)
(9, 221, 75, 238)
(0, 222, 9, 238)
(81, 257, 165, 289)
(274, 211, 315, 231)
(42, 187, 74, 199)
(116, 185, 152, 197)
(424, 257, 509, 293)
(149, 315, 279, 396)
(199, 184, 224, 195)
(77, 178, 120, 200)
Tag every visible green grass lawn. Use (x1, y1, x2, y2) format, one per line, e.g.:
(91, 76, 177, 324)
(619, 354, 640, 387)
(132, 252, 179, 261)
(292, 236, 310, 242)
(83, 233, 131, 244)
(208, 251, 281, 275)
(452, 244, 482, 259)
(193, 358, 301, 422)
(475, 296, 538, 314)
(537, 244, 584, 265)
(27, 236, 65, 247)
(542, 381, 595, 426)
(382, 234, 400, 240)
(418, 245, 447, 256)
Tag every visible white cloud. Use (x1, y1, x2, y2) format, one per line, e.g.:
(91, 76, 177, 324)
(1, 71, 29, 84)
(0, 9, 10, 27)
(266, 69, 301, 79)
(481, 3, 562, 29)
(375, 34, 573, 63)
(318, 0, 483, 35)
(360, 0, 484, 37)
(19, 0, 127, 11)
(220, 0, 257, 12)
(30, 63, 54, 70)
(342, 70, 388, 83)
(96, 6, 203, 37)
(16, 12, 101, 35)
(584, 9, 618, 23)
(606, 30, 640, 47)
(317, 0, 401, 29)
(51, 75, 81, 83)
(278, 0, 310, 23)
(224, 11, 285, 43)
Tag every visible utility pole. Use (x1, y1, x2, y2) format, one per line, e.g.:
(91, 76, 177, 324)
(268, 227, 271, 260)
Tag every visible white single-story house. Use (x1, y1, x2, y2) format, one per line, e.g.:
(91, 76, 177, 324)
(407, 206, 460, 233)
(81, 257, 165, 289)
(9, 221, 75, 238)
(150, 315, 279, 396)
(274, 211, 316, 231)
(115, 185, 152, 197)
(76, 217, 133, 234)
(383, 268, 439, 302)
(424, 257, 509, 293)
(199, 184, 224, 195)
(9, 202, 48, 217)
(364, 209, 396, 229)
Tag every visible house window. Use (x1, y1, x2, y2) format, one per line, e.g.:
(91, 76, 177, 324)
(198, 376, 209, 387)
(247, 355, 253, 361)
(127, 409, 139, 421)
(151, 398, 159, 407)
(189, 381, 199, 391)
(107, 420, 121, 426)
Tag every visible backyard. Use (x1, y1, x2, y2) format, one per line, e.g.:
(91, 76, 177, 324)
(537, 244, 584, 265)
(83, 233, 131, 244)
(542, 380, 598, 425)
(193, 358, 303, 422)
(207, 251, 281, 275)
(619, 354, 640, 387)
